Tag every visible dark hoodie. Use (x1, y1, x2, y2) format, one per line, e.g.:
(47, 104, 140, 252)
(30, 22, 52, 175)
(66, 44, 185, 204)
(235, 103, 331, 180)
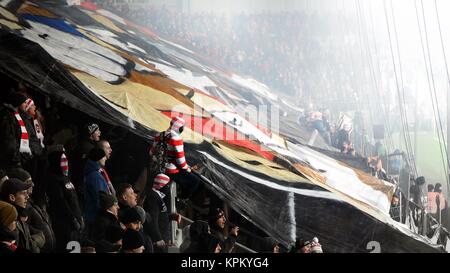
(183, 220, 210, 253)
(83, 159, 108, 222)
(46, 149, 83, 250)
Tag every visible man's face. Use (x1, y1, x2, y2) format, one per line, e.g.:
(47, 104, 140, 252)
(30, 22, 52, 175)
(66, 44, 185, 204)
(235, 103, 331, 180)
(300, 244, 311, 253)
(27, 104, 36, 117)
(122, 187, 137, 208)
(10, 190, 29, 208)
(102, 142, 112, 159)
(126, 222, 141, 231)
(216, 214, 226, 229)
(91, 129, 101, 142)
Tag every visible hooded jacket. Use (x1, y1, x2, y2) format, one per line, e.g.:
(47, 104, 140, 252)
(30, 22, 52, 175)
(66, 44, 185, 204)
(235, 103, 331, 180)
(46, 150, 83, 233)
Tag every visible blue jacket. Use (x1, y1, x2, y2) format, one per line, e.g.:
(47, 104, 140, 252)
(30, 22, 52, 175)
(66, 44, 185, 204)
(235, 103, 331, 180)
(83, 159, 108, 222)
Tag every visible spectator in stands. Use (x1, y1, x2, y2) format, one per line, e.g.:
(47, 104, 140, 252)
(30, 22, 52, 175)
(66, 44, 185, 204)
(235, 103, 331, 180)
(261, 237, 280, 253)
(0, 178, 44, 252)
(93, 191, 120, 242)
(143, 173, 181, 253)
(294, 238, 312, 253)
(20, 97, 47, 206)
(71, 122, 102, 204)
(83, 147, 109, 236)
(208, 208, 238, 253)
(7, 167, 55, 252)
(120, 206, 153, 253)
(0, 91, 29, 169)
(97, 140, 116, 196)
(0, 200, 18, 253)
(46, 145, 83, 251)
(121, 229, 145, 253)
(435, 183, 447, 224)
(116, 183, 138, 219)
(149, 117, 200, 199)
(182, 220, 210, 253)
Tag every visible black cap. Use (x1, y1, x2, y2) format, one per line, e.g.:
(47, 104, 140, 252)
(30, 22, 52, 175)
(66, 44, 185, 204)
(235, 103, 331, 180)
(88, 148, 106, 162)
(122, 229, 144, 251)
(120, 207, 141, 225)
(0, 178, 32, 198)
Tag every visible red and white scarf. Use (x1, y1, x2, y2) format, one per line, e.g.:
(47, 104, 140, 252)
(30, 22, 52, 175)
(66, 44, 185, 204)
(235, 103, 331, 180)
(61, 153, 69, 177)
(26, 99, 45, 148)
(100, 168, 115, 196)
(33, 119, 45, 148)
(14, 111, 31, 154)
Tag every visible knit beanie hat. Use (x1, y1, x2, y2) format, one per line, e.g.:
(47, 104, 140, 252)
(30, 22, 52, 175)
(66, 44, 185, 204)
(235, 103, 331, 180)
(0, 201, 18, 227)
(88, 148, 106, 162)
(122, 229, 144, 251)
(24, 98, 34, 111)
(170, 116, 185, 132)
(120, 207, 141, 225)
(135, 206, 146, 224)
(85, 122, 99, 136)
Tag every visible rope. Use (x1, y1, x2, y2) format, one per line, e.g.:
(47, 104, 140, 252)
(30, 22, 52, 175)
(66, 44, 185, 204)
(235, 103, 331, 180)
(414, 0, 449, 185)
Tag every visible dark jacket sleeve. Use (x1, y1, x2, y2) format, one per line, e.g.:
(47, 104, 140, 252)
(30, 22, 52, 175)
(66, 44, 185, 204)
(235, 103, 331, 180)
(0, 108, 21, 167)
(211, 229, 236, 253)
(48, 176, 82, 227)
(143, 192, 163, 242)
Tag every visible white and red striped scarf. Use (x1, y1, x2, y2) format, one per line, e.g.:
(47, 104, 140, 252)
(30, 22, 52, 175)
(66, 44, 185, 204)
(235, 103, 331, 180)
(33, 119, 45, 148)
(100, 168, 115, 195)
(14, 111, 31, 154)
(61, 153, 69, 176)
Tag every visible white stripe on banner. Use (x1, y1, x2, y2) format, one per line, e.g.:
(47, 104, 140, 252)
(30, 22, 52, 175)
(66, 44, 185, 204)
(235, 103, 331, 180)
(198, 151, 342, 201)
(288, 191, 296, 242)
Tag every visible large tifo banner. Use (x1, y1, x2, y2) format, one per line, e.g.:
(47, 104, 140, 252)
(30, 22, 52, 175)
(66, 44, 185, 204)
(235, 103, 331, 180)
(0, 0, 440, 252)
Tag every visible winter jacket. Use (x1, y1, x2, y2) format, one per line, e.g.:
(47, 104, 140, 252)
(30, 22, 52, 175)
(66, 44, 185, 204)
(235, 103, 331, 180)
(143, 189, 170, 243)
(0, 103, 21, 169)
(93, 210, 121, 242)
(83, 159, 109, 222)
(26, 199, 56, 251)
